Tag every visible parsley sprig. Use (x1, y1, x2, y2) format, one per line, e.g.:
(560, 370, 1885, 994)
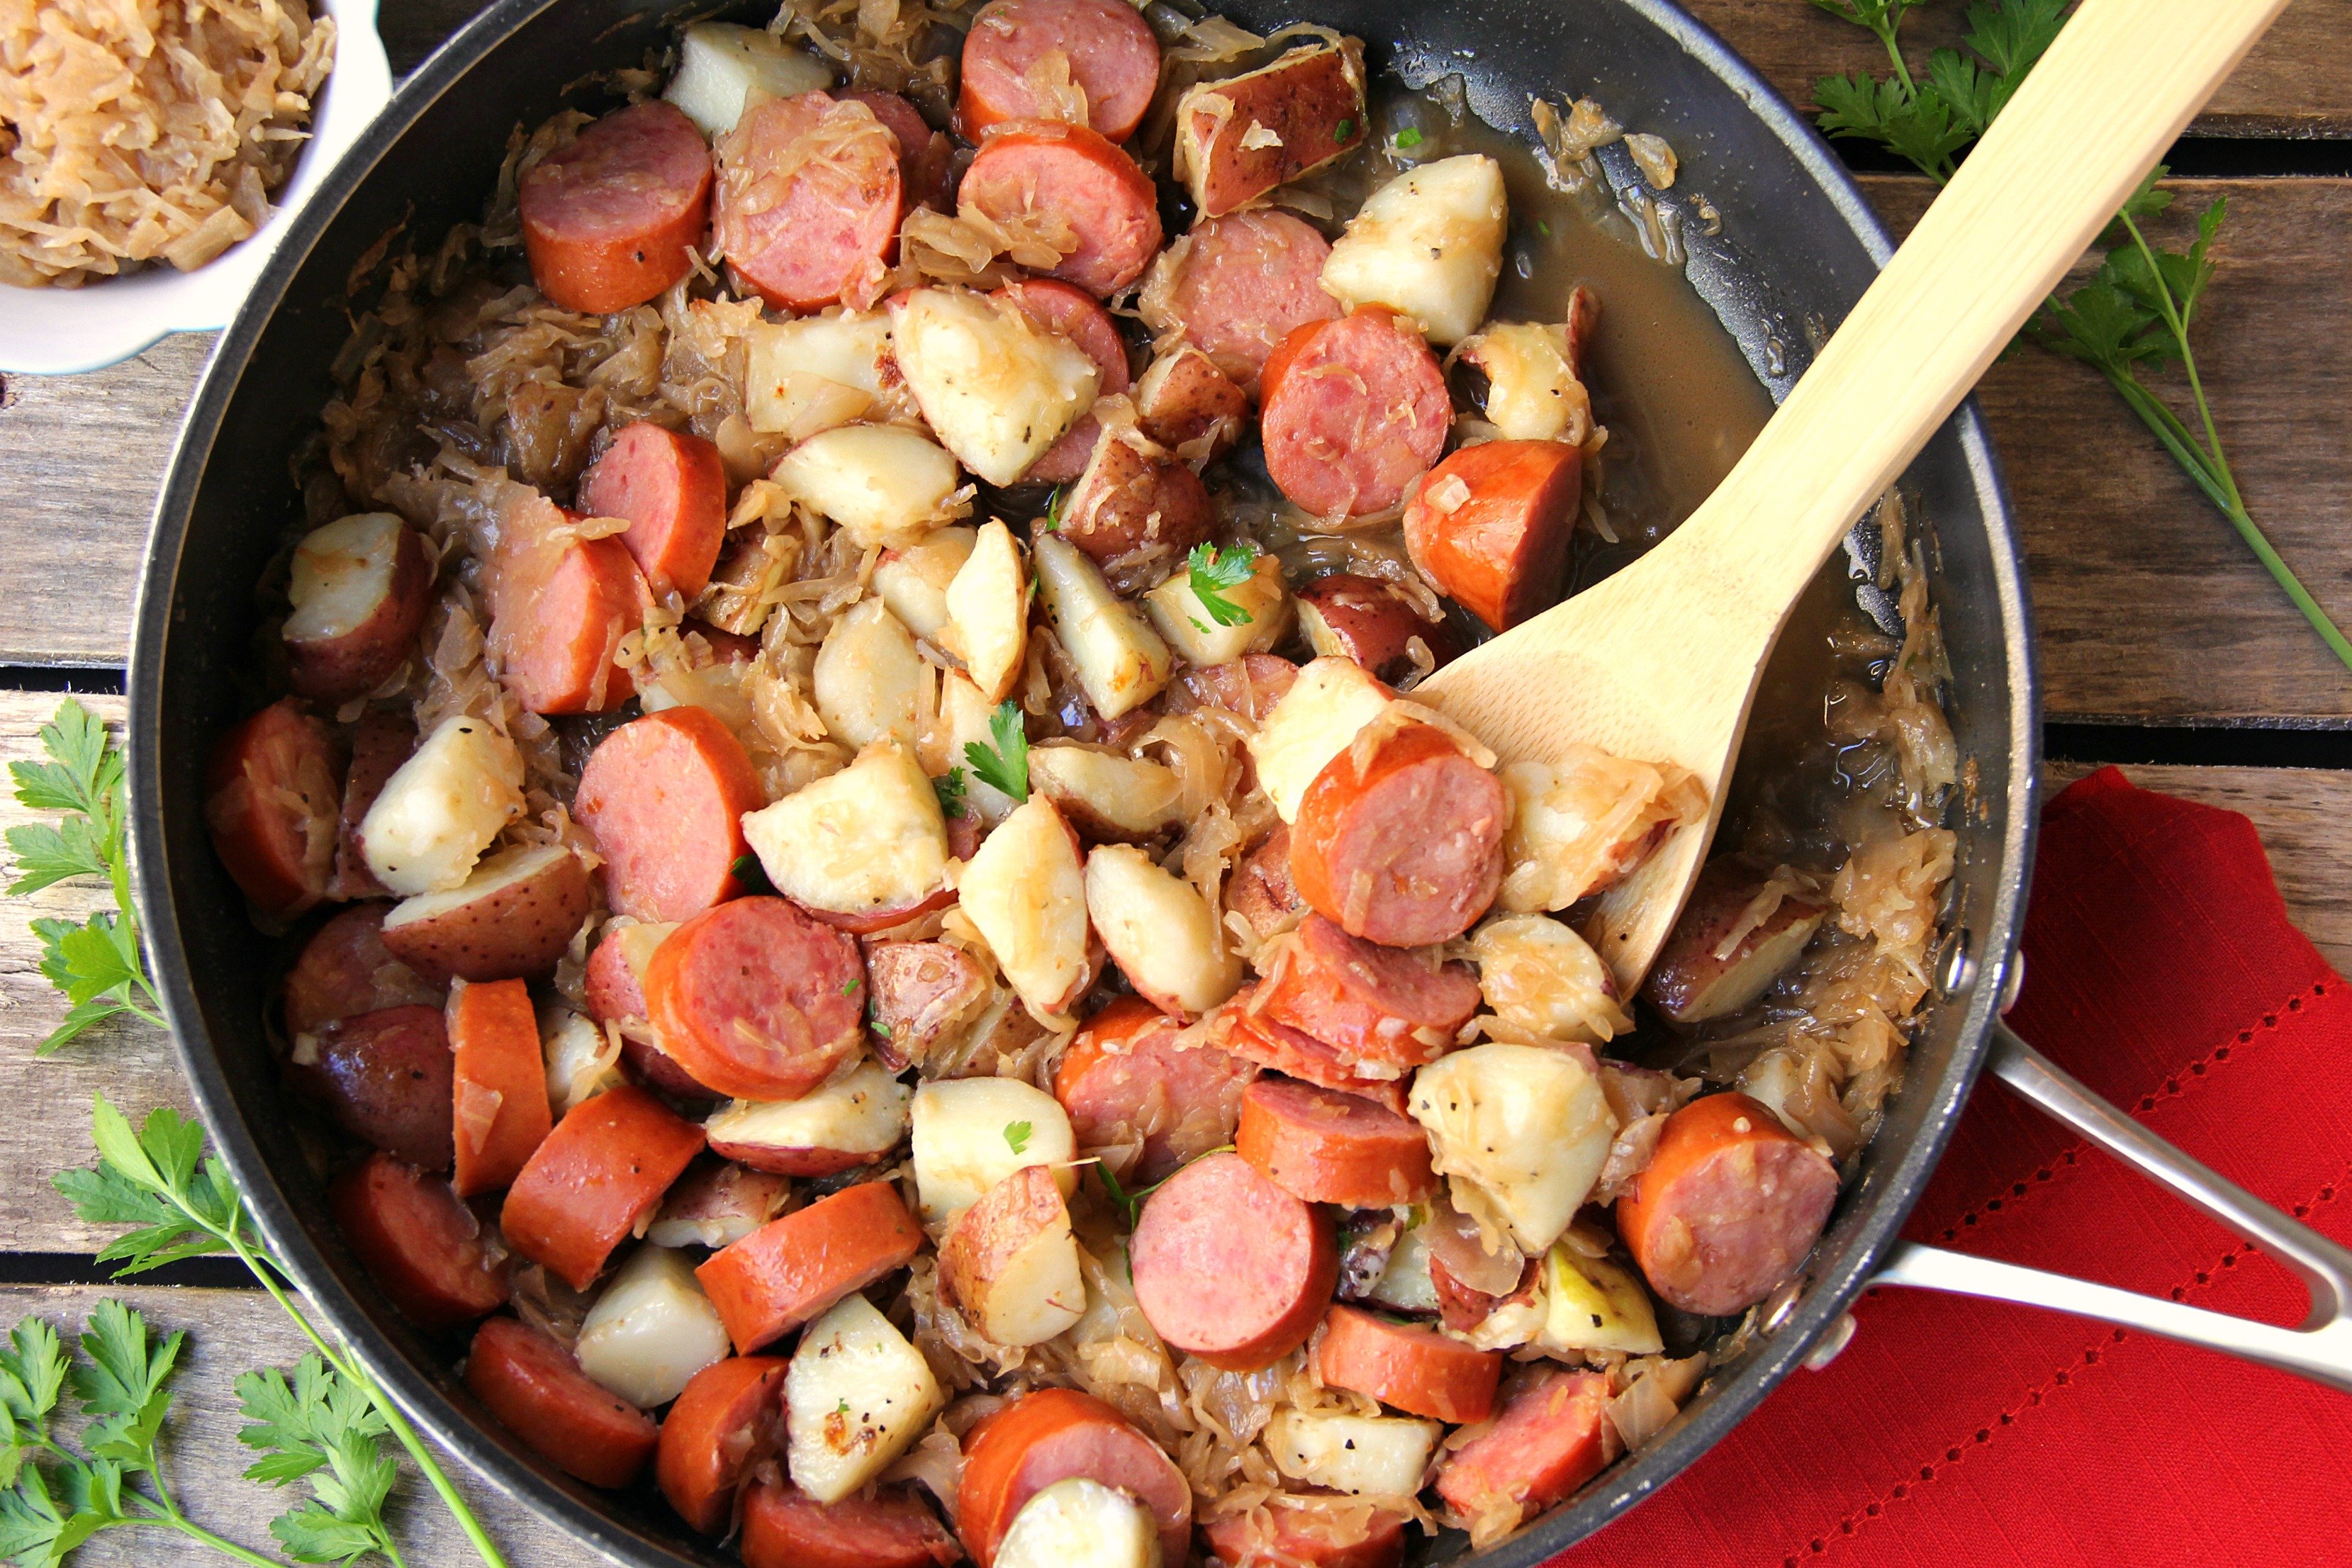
(4, 700, 165, 1053)
(237, 1357, 403, 1566)
(1808, 0, 2352, 673)
(933, 767, 968, 819)
(1186, 542, 1260, 629)
(964, 702, 1030, 802)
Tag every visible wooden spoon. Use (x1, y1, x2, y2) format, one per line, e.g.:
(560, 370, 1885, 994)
(1417, 0, 2288, 994)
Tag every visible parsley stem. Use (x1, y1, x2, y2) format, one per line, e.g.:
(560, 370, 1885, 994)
(132, 1515, 284, 1568)
(1875, 20, 1917, 96)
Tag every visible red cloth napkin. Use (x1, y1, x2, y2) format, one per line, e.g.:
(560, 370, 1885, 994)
(1551, 766, 2352, 1568)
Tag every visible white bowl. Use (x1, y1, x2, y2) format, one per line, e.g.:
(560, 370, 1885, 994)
(0, 0, 392, 376)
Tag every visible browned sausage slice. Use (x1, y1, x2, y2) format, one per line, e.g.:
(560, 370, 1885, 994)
(1236, 1075, 1434, 1208)
(656, 1355, 787, 1535)
(1316, 1302, 1501, 1422)
(1256, 914, 1482, 1070)
(499, 1084, 707, 1289)
(957, 0, 1162, 143)
(1141, 210, 1338, 396)
(695, 1179, 924, 1353)
(578, 421, 729, 599)
(1433, 1367, 1616, 1531)
(1615, 1091, 1840, 1316)
(330, 1151, 508, 1331)
(282, 903, 441, 1036)
(1130, 1150, 1335, 1370)
(848, 89, 956, 213)
(576, 707, 766, 923)
(1401, 439, 1583, 633)
(465, 1315, 658, 1489)
(1219, 992, 1408, 1114)
(1259, 310, 1449, 519)
(1055, 996, 1256, 1183)
(1205, 1501, 1408, 1568)
(1175, 43, 1367, 218)
(957, 1387, 1193, 1567)
(716, 91, 903, 311)
(959, 121, 1163, 297)
(298, 1004, 455, 1170)
(486, 522, 650, 715)
(1289, 718, 1506, 947)
(644, 897, 866, 1102)
(742, 1477, 961, 1568)
(206, 698, 342, 922)
(520, 100, 712, 314)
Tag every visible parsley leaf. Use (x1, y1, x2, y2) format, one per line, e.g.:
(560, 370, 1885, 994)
(1004, 1121, 1034, 1155)
(933, 767, 968, 819)
(1186, 542, 1260, 628)
(964, 702, 1030, 802)
(1391, 127, 1423, 150)
(0, 1320, 67, 1487)
(238, 1355, 399, 1566)
(1334, 118, 1355, 142)
(1039, 486, 1068, 534)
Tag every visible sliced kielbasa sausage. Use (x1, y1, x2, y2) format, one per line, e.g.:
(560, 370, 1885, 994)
(1205, 1500, 1409, 1568)
(298, 1004, 456, 1171)
(465, 1315, 659, 1489)
(1257, 914, 1482, 1071)
(447, 977, 554, 1197)
(656, 1355, 788, 1535)
(499, 1084, 707, 1289)
(742, 1477, 961, 1568)
(696, 1179, 923, 1353)
(1316, 1302, 1501, 1423)
(1289, 718, 1506, 947)
(644, 896, 866, 1102)
(576, 707, 766, 924)
(1260, 309, 1450, 519)
(997, 276, 1130, 484)
(578, 421, 729, 599)
(519, 100, 712, 315)
(847, 89, 956, 213)
(1130, 1150, 1335, 1371)
(716, 91, 902, 312)
(1143, 210, 1338, 396)
(959, 121, 1163, 298)
(486, 522, 649, 715)
(1433, 1367, 1615, 1532)
(206, 698, 342, 922)
(1219, 990, 1409, 1114)
(1401, 438, 1583, 634)
(330, 1151, 508, 1331)
(1055, 996, 1256, 1184)
(957, 1387, 1194, 1567)
(1296, 574, 1456, 685)
(957, 0, 1162, 144)
(1615, 1091, 1840, 1316)
(330, 709, 415, 900)
(1236, 1075, 1435, 1209)
(282, 903, 442, 1037)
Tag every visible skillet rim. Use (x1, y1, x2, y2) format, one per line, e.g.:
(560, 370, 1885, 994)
(128, 0, 2040, 1560)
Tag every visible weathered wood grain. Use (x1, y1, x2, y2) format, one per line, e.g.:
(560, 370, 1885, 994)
(0, 1284, 579, 1567)
(1683, 0, 2352, 138)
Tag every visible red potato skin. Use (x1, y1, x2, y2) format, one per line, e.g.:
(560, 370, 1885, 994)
(206, 698, 342, 922)
(1256, 914, 1483, 1071)
(281, 903, 442, 1036)
(1236, 1075, 1435, 1209)
(583, 926, 654, 1037)
(1615, 1091, 1841, 1316)
(1401, 439, 1584, 634)
(717, 92, 902, 312)
(519, 100, 712, 315)
(1134, 345, 1248, 459)
(1295, 573, 1456, 685)
(1228, 825, 1306, 940)
(578, 422, 729, 599)
(866, 940, 988, 1070)
(1177, 43, 1367, 218)
(330, 709, 415, 900)
(447, 978, 554, 1198)
(1205, 1502, 1408, 1568)
(465, 1316, 659, 1489)
(1428, 1250, 1538, 1335)
(956, 1387, 1194, 1568)
(1173, 653, 1299, 724)
(1057, 426, 1216, 574)
(1316, 1303, 1501, 1423)
(1642, 855, 1827, 1024)
(330, 1152, 508, 1331)
(576, 706, 766, 923)
(656, 1355, 788, 1535)
(1433, 1368, 1615, 1529)
(644, 897, 867, 1102)
(499, 1085, 707, 1290)
(1055, 996, 1256, 1185)
(286, 525, 434, 702)
(378, 847, 593, 985)
(1129, 1151, 1337, 1371)
(298, 1004, 456, 1171)
(741, 1478, 962, 1568)
(1259, 310, 1450, 519)
(695, 1179, 924, 1353)
(488, 531, 649, 715)
(956, 0, 1162, 144)
(1289, 720, 1507, 948)
(959, 120, 1164, 297)
(797, 886, 959, 938)
(996, 276, 1130, 484)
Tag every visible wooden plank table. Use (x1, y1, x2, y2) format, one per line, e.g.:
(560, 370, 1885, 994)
(0, 0, 2346, 1560)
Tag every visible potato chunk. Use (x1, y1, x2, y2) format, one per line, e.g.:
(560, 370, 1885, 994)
(1029, 746, 1182, 842)
(1409, 1042, 1615, 1255)
(935, 671, 1022, 827)
(703, 1059, 912, 1175)
(1265, 1409, 1440, 1496)
(358, 715, 525, 895)
(909, 1075, 1077, 1226)
(742, 739, 948, 921)
(664, 21, 831, 136)
(1034, 534, 1171, 722)
(957, 795, 1093, 1015)
(1141, 553, 1290, 668)
(771, 424, 965, 551)
(890, 288, 1100, 486)
(746, 308, 919, 439)
(939, 1165, 1087, 1347)
(874, 525, 977, 642)
(812, 598, 923, 748)
(1469, 914, 1633, 1046)
(1321, 155, 1508, 347)
(997, 1479, 1161, 1568)
(1084, 844, 1241, 1018)
(941, 520, 1030, 705)
(1498, 747, 1700, 914)
(1456, 321, 1592, 444)
(574, 1245, 729, 1408)
(1243, 656, 1392, 823)
(1535, 1242, 1663, 1357)
(785, 1293, 946, 1503)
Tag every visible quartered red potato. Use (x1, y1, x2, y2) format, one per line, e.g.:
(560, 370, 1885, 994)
(205, 0, 1961, 1560)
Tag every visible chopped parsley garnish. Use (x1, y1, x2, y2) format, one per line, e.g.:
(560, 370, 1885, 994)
(965, 701, 1030, 801)
(1187, 542, 1260, 628)
(841, 977, 861, 997)
(934, 766, 968, 819)
(1392, 127, 1423, 150)
(1004, 1121, 1034, 1155)
(1041, 486, 1068, 533)
(1334, 118, 1355, 141)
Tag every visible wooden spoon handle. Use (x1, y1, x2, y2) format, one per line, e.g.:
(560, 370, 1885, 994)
(1664, 0, 2287, 616)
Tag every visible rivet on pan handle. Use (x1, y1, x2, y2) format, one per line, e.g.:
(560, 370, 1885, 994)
(1869, 1023, 2352, 1394)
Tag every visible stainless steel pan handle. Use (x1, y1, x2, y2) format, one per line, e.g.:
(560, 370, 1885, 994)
(1869, 1021, 2352, 1394)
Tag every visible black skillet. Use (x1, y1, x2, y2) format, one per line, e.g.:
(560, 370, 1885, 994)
(130, 0, 2037, 1560)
